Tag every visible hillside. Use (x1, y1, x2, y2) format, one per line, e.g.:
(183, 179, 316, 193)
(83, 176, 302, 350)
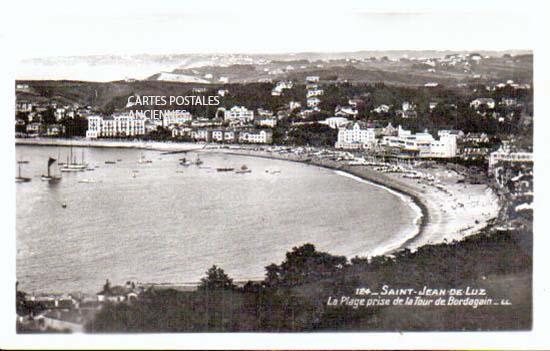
(17, 51, 532, 82)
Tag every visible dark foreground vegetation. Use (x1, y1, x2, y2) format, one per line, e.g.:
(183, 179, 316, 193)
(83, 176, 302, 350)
(85, 226, 532, 332)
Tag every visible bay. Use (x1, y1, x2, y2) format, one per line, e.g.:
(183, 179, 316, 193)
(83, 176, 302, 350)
(16, 145, 417, 294)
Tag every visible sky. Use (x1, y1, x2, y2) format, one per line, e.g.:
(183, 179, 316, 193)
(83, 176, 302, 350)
(4, 0, 537, 59)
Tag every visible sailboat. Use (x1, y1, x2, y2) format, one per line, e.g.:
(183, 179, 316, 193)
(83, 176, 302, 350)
(60, 148, 87, 172)
(15, 162, 31, 183)
(41, 157, 62, 182)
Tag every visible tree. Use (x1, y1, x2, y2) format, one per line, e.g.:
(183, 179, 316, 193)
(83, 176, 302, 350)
(41, 108, 57, 124)
(103, 279, 111, 293)
(264, 243, 348, 287)
(198, 265, 236, 291)
(16, 111, 29, 123)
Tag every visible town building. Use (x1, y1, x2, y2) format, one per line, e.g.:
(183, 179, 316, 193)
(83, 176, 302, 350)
(171, 126, 193, 138)
(55, 108, 66, 121)
(162, 110, 193, 127)
(381, 126, 458, 158)
(307, 97, 321, 108)
(238, 129, 273, 144)
(212, 129, 225, 142)
(489, 145, 533, 170)
(224, 106, 254, 123)
(306, 76, 320, 83)
(289, 101, 302, 111)
(500, 97, 518, 107)
(470, 98, 496, 109)
(335, 121, 376, 149)
(191, 128, 212, 142)
(86, 113, 146, 139)
(96, 281, 141, 304)
(46, 124, 65, 136)
(255, 117, 277, 128)
(16, 102, 33, 113)
(348, 98, 364, 108)
(306, 89, 324, 98)
(272, 81, 293, 96)
(373, 104, 391, 114)
(379, 122, 398, 136)
(257, 108, 274, 117)
(321, 116, 349, 129)
(334, 106, 358, 118)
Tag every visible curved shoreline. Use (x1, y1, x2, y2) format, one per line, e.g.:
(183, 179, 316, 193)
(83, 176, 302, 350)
(16, 138, 499, 259)
(208, 149, 428, 256)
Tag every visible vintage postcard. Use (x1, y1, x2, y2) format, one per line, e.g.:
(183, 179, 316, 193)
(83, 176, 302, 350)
(2, 0, 549, 349)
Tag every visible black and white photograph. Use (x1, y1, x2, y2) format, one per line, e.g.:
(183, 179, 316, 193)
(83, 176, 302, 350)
(1, 0, 549, 349)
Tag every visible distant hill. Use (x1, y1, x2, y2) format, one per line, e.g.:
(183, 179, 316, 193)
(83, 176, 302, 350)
(15, 52, 532, 112)
(17, 50, 532, 82)
(147, 54, 533, 86)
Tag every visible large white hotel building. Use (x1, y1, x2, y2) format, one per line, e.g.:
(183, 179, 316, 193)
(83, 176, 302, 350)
(86, 113, 146, 139)
(336, 122, 458, 158)
(381, 126, 458, 158)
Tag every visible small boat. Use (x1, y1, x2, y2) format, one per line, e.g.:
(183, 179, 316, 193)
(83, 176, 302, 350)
(217, 167, 235, 172)
(105, 161, 116, 164)
(41, 157, 62, 183)
(15, 162, 31, 183)
(60, 164, 87, 172)
(86, 167, 95, 171)
(179, 157, 192, 167)
(17, 157, 29, 164)
(235, 165, 251, 174)
(78, 178, 100, 183)
(117, 159, 123, 162)
(194, 156, 203, 166)
(138, 153, 153, 164)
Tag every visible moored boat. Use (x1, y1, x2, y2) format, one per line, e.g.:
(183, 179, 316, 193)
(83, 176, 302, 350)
(138, 153, 153, 164)
(15, 161, 32, 183)
(60, 148, 87, 172)
(41, 157, 62, 182)
(179, 157, 192, 166)
(235, 165, 251, 174)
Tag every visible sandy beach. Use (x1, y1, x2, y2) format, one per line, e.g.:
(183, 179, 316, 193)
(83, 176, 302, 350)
(16, 138, 501, 255)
